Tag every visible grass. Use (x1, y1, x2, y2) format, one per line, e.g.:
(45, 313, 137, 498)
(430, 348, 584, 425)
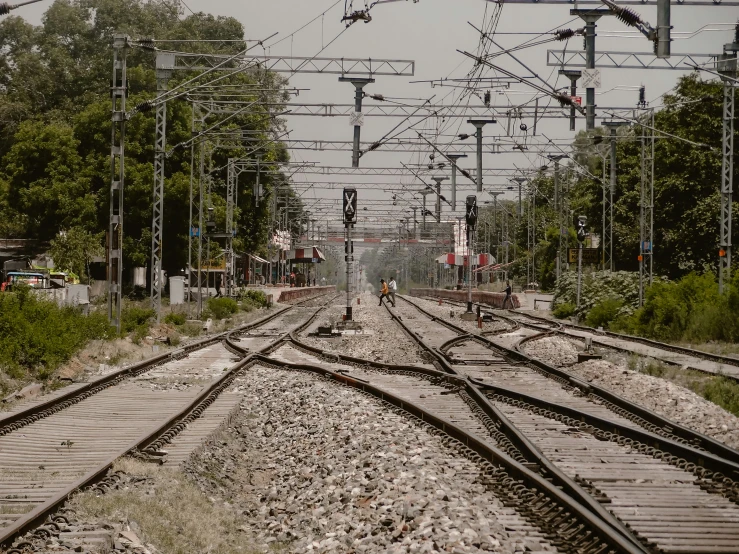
(625, 354, 739, 417)
(70, 458, 258, 554)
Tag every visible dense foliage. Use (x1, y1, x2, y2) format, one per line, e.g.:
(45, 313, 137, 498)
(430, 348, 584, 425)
(476, 75, 738, 288)
(615, 272, 739, 343)
(0, 287, 114, 380)
(0, 0, 302, 279)
(552, 270, 640, 322)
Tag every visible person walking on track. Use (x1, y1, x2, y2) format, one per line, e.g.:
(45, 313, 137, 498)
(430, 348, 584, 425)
(379, 279, 390, 306)
(503, 280, 513, 309)
(388, 277, 397, 307)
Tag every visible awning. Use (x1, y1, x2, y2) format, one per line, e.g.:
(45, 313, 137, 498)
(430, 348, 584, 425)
(249, 254, 269, 264)
(436, 253, 495, 267)
(287, 246, 326, 263)
(474, 260, 513, 273)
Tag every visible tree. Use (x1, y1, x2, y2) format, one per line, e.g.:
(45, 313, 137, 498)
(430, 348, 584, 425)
(49, 227, 105, 283)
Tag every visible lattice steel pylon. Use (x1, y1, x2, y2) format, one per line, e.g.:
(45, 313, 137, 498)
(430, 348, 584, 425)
(639, 108, 655, 306)
(150, 61, 172, 322)
(719, 80, 735, 293)
(226, 158, 236, 297)
(108, 34, 129, 333)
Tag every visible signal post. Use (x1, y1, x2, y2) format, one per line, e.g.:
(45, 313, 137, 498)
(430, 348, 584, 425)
(343, 188, 357, 323)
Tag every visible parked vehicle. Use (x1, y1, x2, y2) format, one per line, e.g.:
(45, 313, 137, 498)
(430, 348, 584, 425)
(1, 271, 49, 291)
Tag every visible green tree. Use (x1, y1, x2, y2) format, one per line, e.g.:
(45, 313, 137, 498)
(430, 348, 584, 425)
(48, 227, 105, 283)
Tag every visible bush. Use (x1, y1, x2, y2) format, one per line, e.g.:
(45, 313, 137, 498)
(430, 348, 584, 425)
(703, 376, 739, 417)
(614, 272, 739, 343)
(164, 312, 186, 326)
(553, 270, 640, 323)
(585, 297, 624, 329)
(0, 287, 115, 379)
(121, 306, 155, 338)
(207, 297, 238, 320)
(239, 289, 268, 307)
(552, 302, 576, 319)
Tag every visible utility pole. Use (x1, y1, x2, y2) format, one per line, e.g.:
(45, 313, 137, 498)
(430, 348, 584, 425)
(150, 54, 172, 323)
(419, 190, 433, 235)
(548, 155, 568, 279)
(462, 196, 478, 319)
(489, 192, 503, 271)
(559, 70, 582, 131)
(108, 34, 129, 333)
(412, 207, 418, 239)
(638, 107, 655, 306)
(717, 35, 738, 293)
(603, 121, 629, 271)
(339, 77, 375, 167)
(467, 120, 496, 192)
(447, 153, 468, 211)
(571, 9, 614, 131)
(431, 177, 448, 222)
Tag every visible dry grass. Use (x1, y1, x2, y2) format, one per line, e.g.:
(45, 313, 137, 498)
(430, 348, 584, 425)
(70, 459, 258, 554)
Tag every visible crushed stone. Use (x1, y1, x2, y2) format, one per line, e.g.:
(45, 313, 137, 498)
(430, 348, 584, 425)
(569, 359, 739, 449)
(188, 365, 556, 553)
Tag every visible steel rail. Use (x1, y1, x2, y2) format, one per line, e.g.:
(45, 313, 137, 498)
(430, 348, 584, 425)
(512, 309, 739, 374)
(425, 293, 739, 382)
(399, 294, 739, 467)
(386, 295, 739, 549)
(0, 293, 335, 550)
(281, 332, 651, 552)
(242, 352, 647, 554)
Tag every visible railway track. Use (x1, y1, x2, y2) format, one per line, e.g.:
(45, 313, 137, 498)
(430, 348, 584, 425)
(421, 294, 739, 380)
(0, 292, 336, 552)
(224, 339, 645, 554)
(378, 294, 739, 554)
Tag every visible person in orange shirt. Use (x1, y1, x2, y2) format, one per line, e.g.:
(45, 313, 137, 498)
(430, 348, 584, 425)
(378, 279, 389, 306)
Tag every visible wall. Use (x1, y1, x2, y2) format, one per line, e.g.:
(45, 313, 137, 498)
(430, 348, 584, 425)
(409, 288, 521, 309)
(277, 286, 336, 303)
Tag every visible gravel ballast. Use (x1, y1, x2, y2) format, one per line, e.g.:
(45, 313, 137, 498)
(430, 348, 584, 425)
(521, 335, 582, 367)
(188, 365, 556, 553)
(568, 359, 739, 449)
(301, 292, 427, 364)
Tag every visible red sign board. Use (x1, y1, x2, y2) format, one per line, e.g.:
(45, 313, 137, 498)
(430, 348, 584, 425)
(572, 96, 582, 106)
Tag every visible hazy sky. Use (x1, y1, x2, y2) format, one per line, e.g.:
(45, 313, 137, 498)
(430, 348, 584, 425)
(15, 0, 738, 228)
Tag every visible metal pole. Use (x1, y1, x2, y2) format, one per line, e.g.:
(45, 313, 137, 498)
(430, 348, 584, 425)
(346, 224, 353, 320)
(571, 10, 613, 131)
(719, 80, 735, 293)
(340, 77, 375, 168)
(577, 242, 583, 308)
(602, 154, 608, 271)
(448, 153, 467, 211)
(467, 120, 495, 193)
(150, 56, 171, 323)
(467, 224, 473, 313)
(108, 34, 128, 333)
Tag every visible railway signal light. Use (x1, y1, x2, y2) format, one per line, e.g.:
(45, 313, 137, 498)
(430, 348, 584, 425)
(343, 187, 357, 225)
(465, 196, 478, 229)
(576, 216, 587, 243)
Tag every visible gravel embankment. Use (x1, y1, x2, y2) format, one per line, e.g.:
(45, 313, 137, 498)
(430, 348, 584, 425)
(187, 366, 555, 553)
(521, 335, 583, 367)
(301, 292, 426, 364)
(568, 359, 739, 449)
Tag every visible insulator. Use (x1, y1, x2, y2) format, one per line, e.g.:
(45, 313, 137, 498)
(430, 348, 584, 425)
(639, 86, 646, 106)
(554, 29, 575, 41)
(370, 94, 385, 101)
(0, 3, 10, 16)
(612, 5, 642, 28)
(136, 37, 156, 50)
(556, 94, 572, 108)
(135, 100, 156, 113)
